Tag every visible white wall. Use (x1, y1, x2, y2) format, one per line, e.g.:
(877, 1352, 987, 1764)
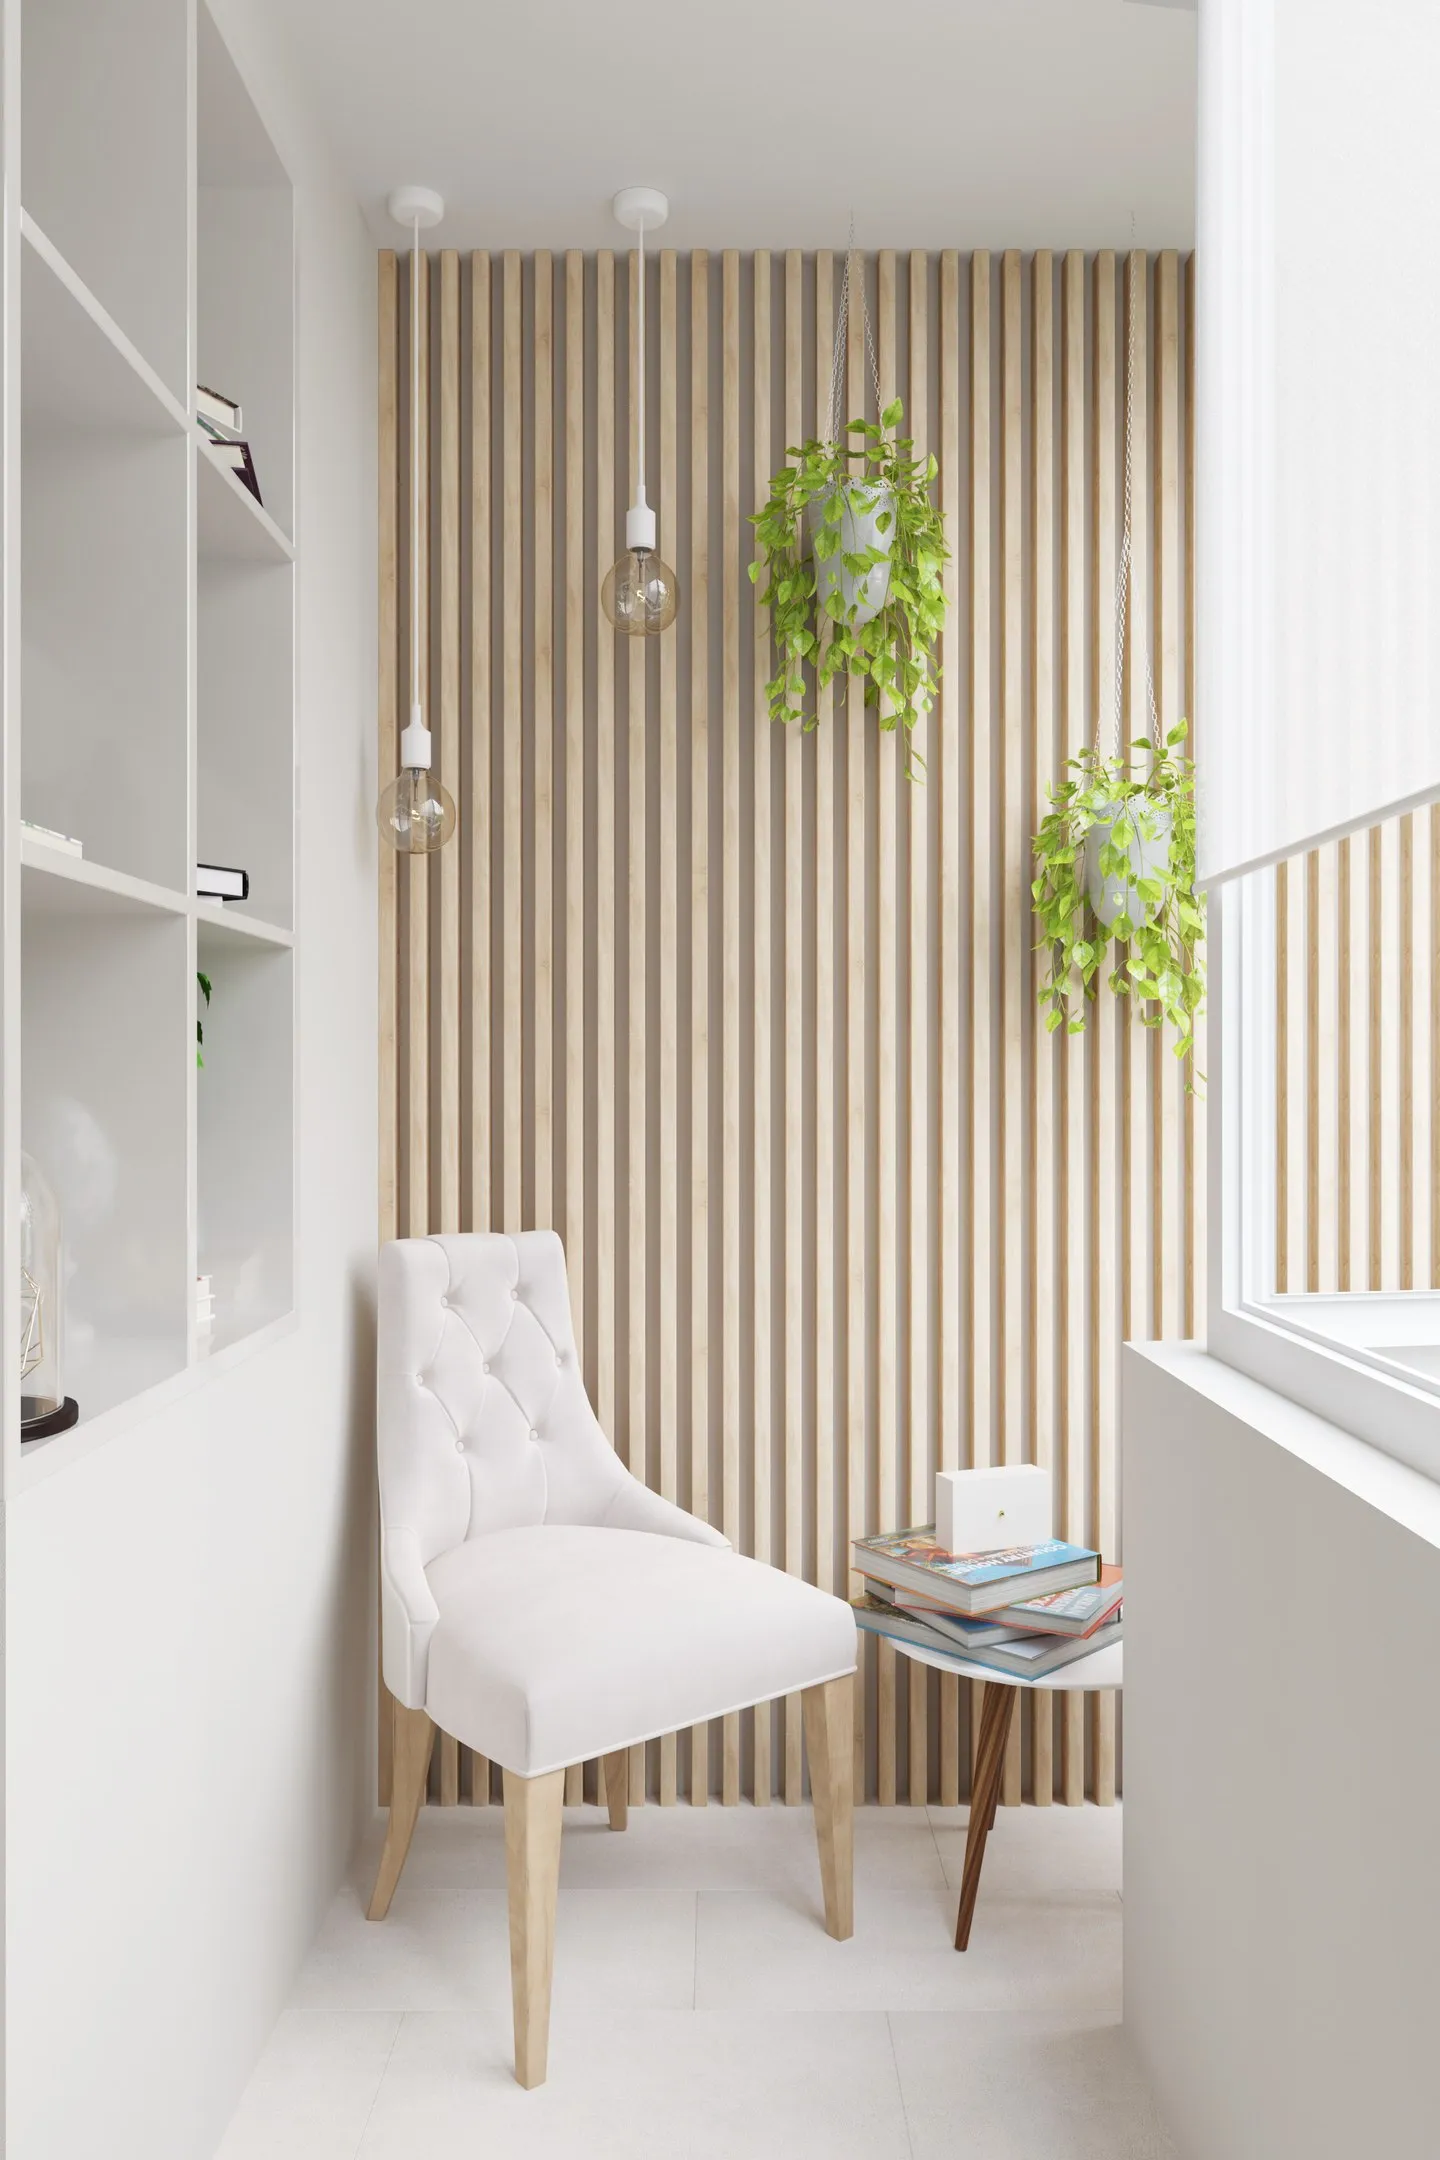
(3, 10, 378, 2153)
(1123, 1342, 1440, 2160)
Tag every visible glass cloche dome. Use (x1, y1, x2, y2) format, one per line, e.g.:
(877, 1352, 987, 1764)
(20, 1149, 77, 1439)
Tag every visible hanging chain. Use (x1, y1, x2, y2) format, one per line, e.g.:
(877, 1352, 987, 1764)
(1108, 249, 1160, 759)
(827, 216, 885, 444)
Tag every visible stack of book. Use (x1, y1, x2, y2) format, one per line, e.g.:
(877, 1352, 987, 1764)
(197, 384, 263, 506)
(852, 1526, 1122, 1680)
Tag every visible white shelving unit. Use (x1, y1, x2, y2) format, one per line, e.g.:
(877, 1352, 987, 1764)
(3, 0, 299, 1492)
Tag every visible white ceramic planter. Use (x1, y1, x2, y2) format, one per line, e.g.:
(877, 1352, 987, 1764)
(1086, 800, 1172, 929)
(809, 481, 893, 627)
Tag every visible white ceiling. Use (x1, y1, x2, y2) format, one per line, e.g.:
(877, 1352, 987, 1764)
(265, 0, 1196, 253)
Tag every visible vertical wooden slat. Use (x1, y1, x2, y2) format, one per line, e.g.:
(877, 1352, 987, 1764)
(752, 250, 774, 1806)
(658, 247, 680, 1807)
(533, 254, 554, 1230)
(968, 250, 993, 1797)
(1089, 249, 1118, 1808)
(844, 252, 869, 1802)
(1183, 251, 1204, 1337)
(721, 248, 742, 1806)
(625, 243, 649, 1807)
(501, 252, 523, 1231)
(783, 248, 805, 1807)
(406, 250, 431, 1245)
(998, 249, 1024, 1808)
(1399, 815, 1415, 1288)
(875, 249, 899, 1807)
(377, 251, 399, 1808)
(1337, 836, 1354, 1291)
(689, 251, 711, 1804)
(1030, 249, 1056, 1810)
(1060, 249, 1088, 1806)
(437, 247, 462, 1809)
(907, 250, 931, 1808)
(1432, 809, 1440, 1288)
(593, 245, 616, 1806)
(562, 250, 583, 1811)
(468, 250, 493, 1806)
(813, 247, 838, 1704)
(937, 250, 962, 1807)
(1153, 250, 1182, 1335)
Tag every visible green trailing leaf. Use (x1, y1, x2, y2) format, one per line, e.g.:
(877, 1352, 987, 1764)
(749, 397, 949, 777)
(1030, 723, 1205, 1077)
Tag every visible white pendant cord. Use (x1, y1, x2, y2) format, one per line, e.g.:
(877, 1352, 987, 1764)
(1108, 247, 1160, 761)
(411, 216, 421, 723)
(635, 216, 647, 514)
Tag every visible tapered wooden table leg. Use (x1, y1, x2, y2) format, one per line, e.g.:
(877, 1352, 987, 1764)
(954, 1682, 1017, 1951)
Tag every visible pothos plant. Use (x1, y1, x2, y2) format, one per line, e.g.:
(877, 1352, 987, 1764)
(749, 399, 948, 774)
(1031, 721, 1205, 1065)
(196, 971, 212, 1070)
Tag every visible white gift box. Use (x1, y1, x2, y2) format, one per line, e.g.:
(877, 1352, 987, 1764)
(936, 1464, 1053, 1555)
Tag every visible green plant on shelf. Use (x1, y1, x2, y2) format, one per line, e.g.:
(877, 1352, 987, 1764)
(197, 971, 212, 1069)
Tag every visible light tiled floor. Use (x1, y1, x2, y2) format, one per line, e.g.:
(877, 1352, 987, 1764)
(215, 1798, 1175, 2160)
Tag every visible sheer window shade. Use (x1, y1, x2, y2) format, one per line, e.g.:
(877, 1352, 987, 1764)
(1199, 0, 1440, 888)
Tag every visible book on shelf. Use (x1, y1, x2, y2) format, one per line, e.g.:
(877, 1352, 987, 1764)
(201, 432, 263, 506)
(854, 1595, 1024, 1654)
(853, 1594, 1122, 1680)
(197, 863, 250, 902)
(853, 1526, 1100, 1616)
(197, 384, 243, 434)
(987, 1563, 1124, 1638)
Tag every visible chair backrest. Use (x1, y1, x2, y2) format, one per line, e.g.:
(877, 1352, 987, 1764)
(377, 1231, 621, 1567)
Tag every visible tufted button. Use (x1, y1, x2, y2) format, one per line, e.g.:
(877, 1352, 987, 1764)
(482, 1361, 490, 1375)
(555, 1352, 564, 1367)
(529, 1428, 539, 1442)
(510, 1287, 519, 1300)
(416, 1373, 427, 1389)
(440, 1296, 450, 1310)
(455, 1439, 465, 1454)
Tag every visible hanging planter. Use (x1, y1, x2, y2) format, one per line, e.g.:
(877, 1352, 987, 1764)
(1033, 727, 1203, 1061)
(750, 249, 948, 775)
(1031, 259, 1204, 1065)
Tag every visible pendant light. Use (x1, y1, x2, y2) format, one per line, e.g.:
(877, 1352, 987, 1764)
(602, 187, 680, 636)
(378, 185, 457, 854)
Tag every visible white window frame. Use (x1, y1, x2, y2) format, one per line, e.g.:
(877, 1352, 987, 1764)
(1207, 874, 1440, 1480)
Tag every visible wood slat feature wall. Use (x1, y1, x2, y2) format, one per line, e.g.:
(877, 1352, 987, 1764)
(1275, 809, 1440, 1296)
(379, 247, 1197, 1805)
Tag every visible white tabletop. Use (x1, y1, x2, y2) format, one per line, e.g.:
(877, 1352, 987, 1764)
(885, 1635, 1123, 1693)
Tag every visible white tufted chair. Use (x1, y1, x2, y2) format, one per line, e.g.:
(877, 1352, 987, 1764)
(371, 1232, 858, 2087)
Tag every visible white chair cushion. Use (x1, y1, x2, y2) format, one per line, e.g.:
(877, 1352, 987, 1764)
(422, 1525, 858, 1776)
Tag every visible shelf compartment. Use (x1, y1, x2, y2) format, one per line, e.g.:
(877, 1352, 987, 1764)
(23, 409, 189, 894)
(198, 440, 295, 564)
(21, 902, 189, 1445)
(22, 0, 189, 402)
(198, 3, 295, 543)
(197, 944, 294, 1353)
(198, 558, 295, 929)
(21, 218, 187, 440)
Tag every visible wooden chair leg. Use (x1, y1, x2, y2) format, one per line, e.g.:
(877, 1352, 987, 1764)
(504, 1767, 566, 2089)
(802, 1675, 854, 1941)
(954, 1682, 1017, 1951)
(367, 1703, 434, 1921)
(601, 1748, 630, 1831)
